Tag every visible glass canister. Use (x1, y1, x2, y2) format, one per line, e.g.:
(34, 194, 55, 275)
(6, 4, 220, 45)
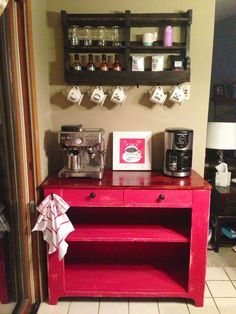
(97, 26, 106, 46)
(111, 26, 121, 47)
(68, 25, 80, 46)
(84, 26, 92, 46)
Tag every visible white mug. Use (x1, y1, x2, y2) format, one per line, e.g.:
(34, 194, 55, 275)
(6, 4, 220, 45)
(67, 86, 84, 105)
(150, 86, 167, 105)
(142, 32, 157, 46)
(110, 86, 127, 105)
(169, 85, 185, 104)
(90, 86, 107, 106)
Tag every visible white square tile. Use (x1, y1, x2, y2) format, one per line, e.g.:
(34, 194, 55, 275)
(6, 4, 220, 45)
(214, 297, 236, 314)
(224, 267, 236, 280)
(0, 302, 16, 314)
(204, 283, 211, 298)
(158, 300, 189, 314)
(207, 281, 236, 297)
(37, 301, 70, 314)
(99, 300, 128, 314)
(129, 300, 158, 314)
(206, 267, 229, 280)
(68, 300, 99, 314)
(187, 298, 219, 313)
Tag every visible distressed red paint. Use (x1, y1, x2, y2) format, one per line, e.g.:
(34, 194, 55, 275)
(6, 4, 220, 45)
(42, 170, 211, 306)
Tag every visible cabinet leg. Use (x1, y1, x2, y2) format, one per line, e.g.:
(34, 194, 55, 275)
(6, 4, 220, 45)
(213, 218, 221, 252)
(48, 293, 59, 305)
(214, 244, 219, 252)
(192, 296, 204, 307)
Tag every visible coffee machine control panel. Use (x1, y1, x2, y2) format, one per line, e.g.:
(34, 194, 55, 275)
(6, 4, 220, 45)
(60, 132, 103, 148)
(174, 132, 189, 149)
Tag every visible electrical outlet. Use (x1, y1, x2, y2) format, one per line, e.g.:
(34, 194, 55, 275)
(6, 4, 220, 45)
(183, 84, 191, 100)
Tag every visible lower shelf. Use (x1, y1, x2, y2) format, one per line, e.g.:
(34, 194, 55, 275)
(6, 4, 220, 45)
(63, 242, 189, 297)
(64, 262, 188, 297)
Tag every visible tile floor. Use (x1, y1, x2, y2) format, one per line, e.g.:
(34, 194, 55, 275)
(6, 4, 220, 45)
(37, 267, 236, 314)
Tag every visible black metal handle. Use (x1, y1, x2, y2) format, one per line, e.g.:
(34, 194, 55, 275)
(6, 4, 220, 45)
(89, 192, 96, 199)
(158, 194, 165, 201)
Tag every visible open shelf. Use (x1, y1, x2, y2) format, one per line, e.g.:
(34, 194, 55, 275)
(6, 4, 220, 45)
(64, 241, 189, 296)
(64, 262, 188, 297)
(130, 41, 186, 53)
(68, 207, 191, 242)
(66, 45, 126, 53)
(68, 223, 190, 243)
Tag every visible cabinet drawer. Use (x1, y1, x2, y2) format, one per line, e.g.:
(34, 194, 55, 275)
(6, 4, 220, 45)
(224, 197, 236, 215)
(124, 190, 192, 207)
(62, 189, 123, 207)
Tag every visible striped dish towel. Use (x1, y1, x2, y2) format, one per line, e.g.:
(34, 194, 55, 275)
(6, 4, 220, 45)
(32, 194, 74, 260)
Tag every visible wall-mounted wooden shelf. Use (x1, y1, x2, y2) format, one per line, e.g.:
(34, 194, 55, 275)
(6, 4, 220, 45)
(61, 10, 192, 86)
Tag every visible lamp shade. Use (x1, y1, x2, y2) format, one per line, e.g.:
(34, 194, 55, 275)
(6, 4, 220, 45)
(206, 122, 236, 150)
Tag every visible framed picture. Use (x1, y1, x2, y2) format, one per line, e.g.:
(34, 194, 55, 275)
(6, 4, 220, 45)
(112, 131, 152, 170)
(213, 84, 225, 97)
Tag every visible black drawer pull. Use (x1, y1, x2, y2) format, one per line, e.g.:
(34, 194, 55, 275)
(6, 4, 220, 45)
(89, 192, 96, 199)
(158, 194, 165, 201)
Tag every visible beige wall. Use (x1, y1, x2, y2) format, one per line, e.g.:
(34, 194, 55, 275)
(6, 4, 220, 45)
(31, 0, 215, 180)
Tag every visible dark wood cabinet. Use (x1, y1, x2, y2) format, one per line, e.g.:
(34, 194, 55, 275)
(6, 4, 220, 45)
(211, 96, 236, 122)
(61, 10, 192, 85)
(211, 185, 236, 251)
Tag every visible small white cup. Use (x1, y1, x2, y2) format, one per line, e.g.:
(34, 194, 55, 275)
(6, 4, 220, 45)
(67, 86, 84, 105)
(110, 86, 127, 105)
(169, 85, 185, 104)
(150, 86, 167, 105)
(90, 86, 107, 106)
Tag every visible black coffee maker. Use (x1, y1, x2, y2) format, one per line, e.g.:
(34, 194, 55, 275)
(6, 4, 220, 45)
(164, 128, 193, 177)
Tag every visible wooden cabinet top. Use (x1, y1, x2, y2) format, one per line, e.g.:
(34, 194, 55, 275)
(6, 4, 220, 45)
(42, 170, 211, 190)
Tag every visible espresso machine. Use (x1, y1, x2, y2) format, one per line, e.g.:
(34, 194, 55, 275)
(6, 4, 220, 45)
(164, 128, 193, 177)
(58, 124, 105, 179)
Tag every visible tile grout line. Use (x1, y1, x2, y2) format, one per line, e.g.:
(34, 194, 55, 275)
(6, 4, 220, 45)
(212, 298, 221, 314)
(156, 298, 160, 314)
(185, 300, 191, 313)
(223, 266, 233, 281)
(67, 301, 71, 314)
(223, 266, 236, 290)
(206, 280, 225, 313)
(98, 299, 101, 314)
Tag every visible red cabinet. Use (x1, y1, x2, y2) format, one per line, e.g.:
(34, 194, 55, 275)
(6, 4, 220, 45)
(42, 170, 211, 306)
(124, 189, 192, 207)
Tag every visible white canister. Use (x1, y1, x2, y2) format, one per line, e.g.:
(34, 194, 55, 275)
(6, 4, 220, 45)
(132, 56, 145, 71)
(152, 56, 164, 71)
